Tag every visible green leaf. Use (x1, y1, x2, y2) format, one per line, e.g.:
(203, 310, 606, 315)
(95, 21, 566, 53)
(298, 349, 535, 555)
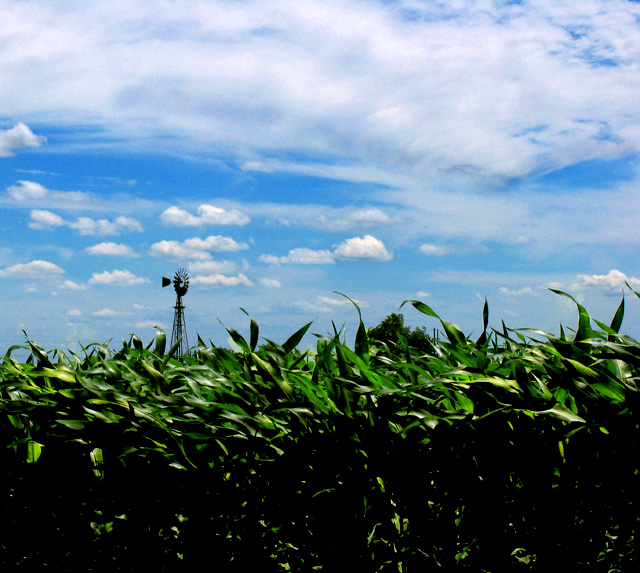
(155, 327, 167, 356)
(540, 403, 586, 424)
(335, 292, 369, 363)
(610, 296, 624, 339)
(549, 289, 591, 341)
(225, 326, 250, 354)
(56, 419, 86, 430)
(476, 298, 489, 345)
(400, 299, 440, 318)
(282, 322, 312, 354)
(26, 440, 42, 463)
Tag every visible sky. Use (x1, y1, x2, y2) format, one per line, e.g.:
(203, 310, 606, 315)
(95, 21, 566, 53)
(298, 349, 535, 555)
(2, 0, 640, 354)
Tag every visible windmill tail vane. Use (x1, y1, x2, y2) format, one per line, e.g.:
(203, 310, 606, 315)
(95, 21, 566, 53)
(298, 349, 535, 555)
(162, 268, 190, 356)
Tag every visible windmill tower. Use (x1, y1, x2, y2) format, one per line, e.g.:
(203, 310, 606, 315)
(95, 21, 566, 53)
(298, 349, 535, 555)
(162, 268, 190, 356)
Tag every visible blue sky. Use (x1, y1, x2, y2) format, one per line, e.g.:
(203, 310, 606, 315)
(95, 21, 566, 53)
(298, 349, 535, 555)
(2, 0, 640, 353)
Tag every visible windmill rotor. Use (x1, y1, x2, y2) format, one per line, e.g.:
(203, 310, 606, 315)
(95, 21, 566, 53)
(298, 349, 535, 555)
(173, 268, 189, 298)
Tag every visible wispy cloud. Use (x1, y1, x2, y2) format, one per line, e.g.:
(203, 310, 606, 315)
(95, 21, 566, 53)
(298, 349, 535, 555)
(419, 244, 452, 256)
(3, 3, 639, 183)
(318, 295, 368, 307)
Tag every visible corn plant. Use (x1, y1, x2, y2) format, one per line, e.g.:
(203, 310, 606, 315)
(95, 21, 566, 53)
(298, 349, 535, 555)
(1, 289, 639, 571)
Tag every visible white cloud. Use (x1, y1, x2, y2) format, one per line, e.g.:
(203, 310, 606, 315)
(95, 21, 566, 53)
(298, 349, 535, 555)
(6, 180, 93, 207)
(160, 205, 250, 226)
(8, 180, 48, 201)
(318, 295, 368, 307)
(578, 269, 640, 293)
(29, 210, 142, 235)
(86, 242, 139, 257)
(68, 309, 82, 316)
(60, 279, 87, 290)
(240, 161, 274, 173)
(419, 244, 451, 256)
(499, 286, 537, 296)
(0, 124, 46, 157)
(3, 3, 639, 186)
(150, 235, 249, 261)
(70, 215, 143, 236)
(259, 277, 281, 288)
(29, 210, 67, 230)
(191, 273, 253, 287)
(320, 208, 394, 231)
(0, 260, 65, 278)
(93, 308, 121, 317)
(260, 235, 392, 264)
(135, 320, 167, 329)
(259, 248, 335, 265)
(334, 235, 392, 261)
(89, 269, 149, 286)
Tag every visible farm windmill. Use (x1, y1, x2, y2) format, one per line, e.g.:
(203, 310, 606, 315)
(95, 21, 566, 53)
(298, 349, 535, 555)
(162, 268, 190, 356)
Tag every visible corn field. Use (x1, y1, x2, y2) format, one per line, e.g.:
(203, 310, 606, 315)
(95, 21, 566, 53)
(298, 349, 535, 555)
(1, 290, 640, 571)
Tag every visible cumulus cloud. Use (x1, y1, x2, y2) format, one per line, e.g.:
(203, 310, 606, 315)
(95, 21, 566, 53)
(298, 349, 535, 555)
(29, 210, 67, 230)
(160, 205, 250, 226)
(68, 309, 82, 316)
(259, 248, 335, 265)
(0, 260, 64, 278)
(260, 235, 392, 264)
(93, 308, 122, 317)
(86, 242, 139, 257)
(0, 124, 45, 157)
(8, 180, 48, 201)
(578, 269, 640, 293)
(60, 279, 87, 290)
(191, 273, 253, 287)
(333, 235, 392, 261)
(6, 180, 92, 205)
(259, 278, 281, 288)
(29, 210, 143, 235)
(150, 236, 249, 261)
(70, 215, 143, 235)
(499, 286, 537, 296)
(89, 269, 149, 286)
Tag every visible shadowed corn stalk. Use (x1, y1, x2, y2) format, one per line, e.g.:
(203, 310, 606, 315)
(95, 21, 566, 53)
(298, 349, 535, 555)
(0, 289, 639, 571)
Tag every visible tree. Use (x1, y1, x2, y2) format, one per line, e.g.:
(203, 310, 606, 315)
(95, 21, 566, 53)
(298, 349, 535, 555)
(367, 313, 436, 354)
